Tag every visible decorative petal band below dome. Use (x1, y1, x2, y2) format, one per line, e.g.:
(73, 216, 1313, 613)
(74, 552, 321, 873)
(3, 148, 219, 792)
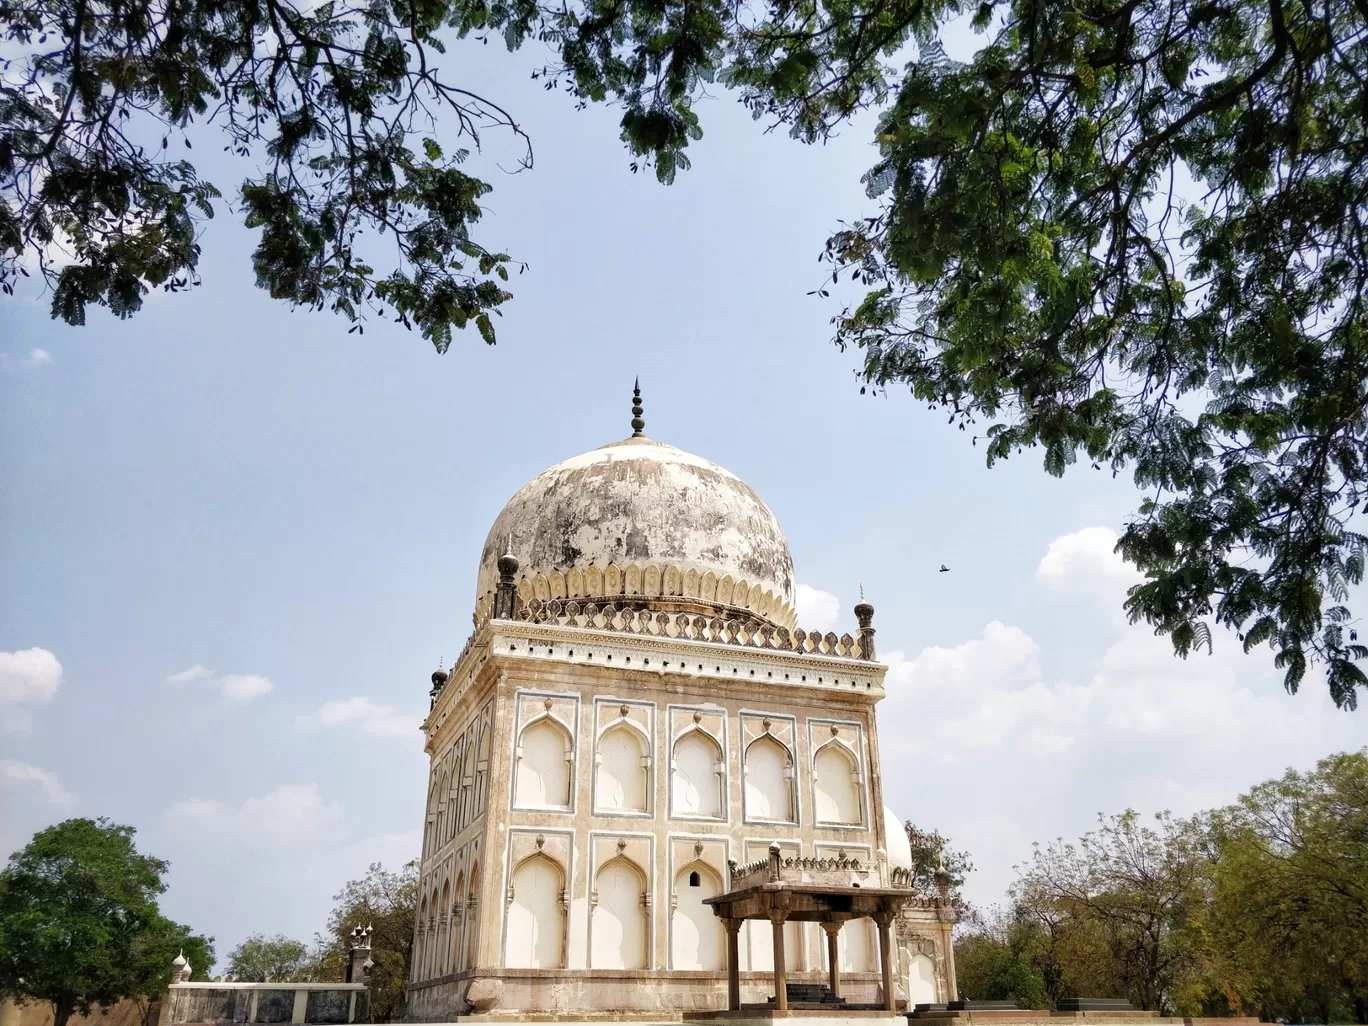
(514, 599, 872, 662)
(473, 560, 796, 630)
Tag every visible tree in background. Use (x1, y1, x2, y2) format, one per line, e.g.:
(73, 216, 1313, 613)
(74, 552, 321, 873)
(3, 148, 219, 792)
(1194, 750, 1368, 1023)
(903, 821, 974, 911)
(311, 861, 417, 1022)
(1009, 811, 1207, 1014)
(953, 908, 1049, 1009)
(0, 818, 213, 1026)
(953, 749, 1368, 1022)
(225, 934, 314, 982)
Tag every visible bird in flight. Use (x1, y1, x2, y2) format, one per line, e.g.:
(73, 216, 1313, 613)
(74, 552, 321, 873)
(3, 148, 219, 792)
(939, 564, 951, 573)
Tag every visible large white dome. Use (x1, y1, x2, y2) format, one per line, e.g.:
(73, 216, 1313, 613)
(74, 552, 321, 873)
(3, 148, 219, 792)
(475, 434, 795, 627)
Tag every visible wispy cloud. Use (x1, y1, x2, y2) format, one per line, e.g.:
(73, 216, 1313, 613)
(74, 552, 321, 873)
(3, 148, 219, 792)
(167, 783, 344, 848)
(315, 696, 418, 739)
(2, 759, 76, 807)
(0, 348, 52, 371)
(166, 665, 274, 703)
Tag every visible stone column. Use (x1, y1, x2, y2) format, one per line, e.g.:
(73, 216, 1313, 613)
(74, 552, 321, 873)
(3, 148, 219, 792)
(874, 912, 895, 1012)
(821, 922, 842, 998)
(770, 912, 789, 1012)
(725, 919, 742, 1011)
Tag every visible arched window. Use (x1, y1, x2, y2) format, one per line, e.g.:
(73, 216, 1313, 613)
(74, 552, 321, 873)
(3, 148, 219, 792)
(505, 856, 563, 968)
(813, 743, 861, 824)
(415, 895, 429, 981)
(451, 872, 465, 973)
(591, 859, 648, 969)
(908, 952, 937, 1005)
(464, 863, 480, 970)
(744, 735, 792, 822)
(596, 725, 648, 813)
(671, 730, 723, 818)
(514, 718, 572, 809)
(437, 880, 451, 977)
(671, 863, 722, 969)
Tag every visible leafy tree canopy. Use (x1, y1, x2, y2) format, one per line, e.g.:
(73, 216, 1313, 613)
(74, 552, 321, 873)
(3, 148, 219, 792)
(957, 749, 1368, 1022)
(6, 0, 1367, 706)
(0, 818, 213, 1026)
(225, 933, 314, 982)
(310, 861, 417, 1021)
(903, 820, 974, 908)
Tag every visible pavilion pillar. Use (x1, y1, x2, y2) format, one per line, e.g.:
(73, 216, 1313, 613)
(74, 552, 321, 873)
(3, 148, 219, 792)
(820, 921, 842, 998)
(724, 919, 742, 1011)
(874, 911, 896, 1012)
(769, 912, 789, 1012)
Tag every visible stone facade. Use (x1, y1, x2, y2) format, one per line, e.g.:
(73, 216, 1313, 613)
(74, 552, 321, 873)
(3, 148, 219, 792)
(407, 422, 956, 1020)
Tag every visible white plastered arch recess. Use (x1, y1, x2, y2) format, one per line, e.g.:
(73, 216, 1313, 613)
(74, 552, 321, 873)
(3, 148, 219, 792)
(513, 712, 574, 809)
(505, 852, 565, 969)
(812, 737, 863, 825)
(744, 731, 794, 822)
(591, 855, 649, 970)
(595, 713, 651, 813)
(671, 725, 724, 817)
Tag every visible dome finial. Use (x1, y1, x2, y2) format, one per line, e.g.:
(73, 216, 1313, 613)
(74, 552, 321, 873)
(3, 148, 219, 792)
(630, 377, 645, 437)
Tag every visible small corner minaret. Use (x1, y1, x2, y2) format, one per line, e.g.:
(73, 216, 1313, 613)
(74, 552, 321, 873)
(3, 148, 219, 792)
(631, 377, 645, 437)
(493, 540, 520, 620)
(854, 584, 876, 661)
(429, 657, 448, 706)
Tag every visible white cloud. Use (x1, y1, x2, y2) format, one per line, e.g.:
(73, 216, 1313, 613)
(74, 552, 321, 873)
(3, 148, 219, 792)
(316, 696, 417, 739)
(1035, 525, 1140, 596)
(167, 665, 274, 703)
(167, 783, 344, 848)
(219, 674, 274, 702)
(0, 647, 62, 705)
(166, 664, 214, 684)
(794, 583, 842, 631)
(876, 526, 1368, 912)
(0, 348, 53, 371)
(1, 759, 76, 807)
(0, 648, 62, 732)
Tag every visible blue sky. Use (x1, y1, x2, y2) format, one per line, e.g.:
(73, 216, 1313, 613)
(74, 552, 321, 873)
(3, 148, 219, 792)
(3, 25, 1365, 970)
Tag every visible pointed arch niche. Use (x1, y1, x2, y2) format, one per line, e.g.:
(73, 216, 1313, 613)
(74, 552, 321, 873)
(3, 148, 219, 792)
(463, 862, 480, 970)
(513, 714, 573, 810)
(594, 710, 651, 815)
(813, 740, 863, 825)
(670, 861, 723, 969)
(591, 856, 649, 969)
(505, 854, 565, 969)
(671, 726, 724, 819)
(744, 733, 794, 823)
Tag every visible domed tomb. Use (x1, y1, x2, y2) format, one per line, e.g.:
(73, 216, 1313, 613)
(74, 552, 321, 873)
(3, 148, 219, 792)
(475, 435, 795, 628)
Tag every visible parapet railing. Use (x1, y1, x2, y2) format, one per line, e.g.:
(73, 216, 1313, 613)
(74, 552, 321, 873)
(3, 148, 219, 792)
(727, 851, 883, 891)
(513, 599, 873, 659)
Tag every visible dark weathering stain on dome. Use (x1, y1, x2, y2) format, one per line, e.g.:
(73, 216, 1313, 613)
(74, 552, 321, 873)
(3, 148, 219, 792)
(477, 439, 795, 604)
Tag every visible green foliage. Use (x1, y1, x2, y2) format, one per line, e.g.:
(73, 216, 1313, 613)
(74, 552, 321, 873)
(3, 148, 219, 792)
(9, 0, 1368, 700)
(0, 818, 214, 1026)
(310, 861, 417, 1022)
(903, 820, 974, 909)
(792, 0, 1368, 709)
(954, 913, 1049, 1009)
(1193, 750, 1368, 1023)
(1, 0, 527, 347)
(1008, 811, 1208, 1013)
(961, 750, 1368, 1022)
(225, 933, 314, 982)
